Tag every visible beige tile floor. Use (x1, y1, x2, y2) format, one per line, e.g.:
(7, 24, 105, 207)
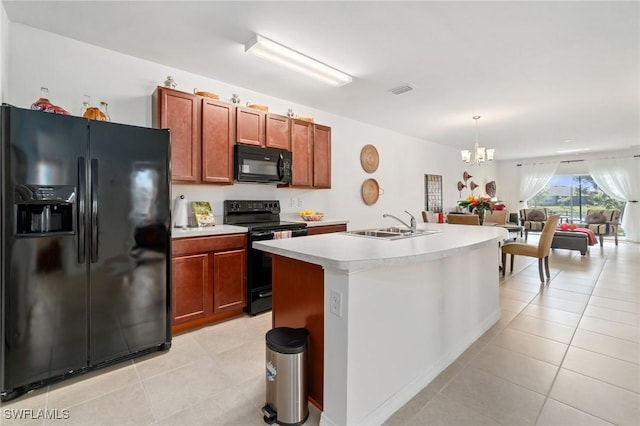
(2, 238, 639, 426)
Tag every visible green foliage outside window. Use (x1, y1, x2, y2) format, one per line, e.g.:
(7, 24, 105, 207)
(530, 175, 625, 234)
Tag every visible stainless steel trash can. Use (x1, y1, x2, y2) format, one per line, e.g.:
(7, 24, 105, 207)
(262, 327, 309, 425)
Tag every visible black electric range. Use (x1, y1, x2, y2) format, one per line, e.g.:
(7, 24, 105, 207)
(223, 200, 307, 315)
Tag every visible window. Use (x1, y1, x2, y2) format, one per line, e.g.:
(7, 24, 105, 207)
(530, 175, 625, 226)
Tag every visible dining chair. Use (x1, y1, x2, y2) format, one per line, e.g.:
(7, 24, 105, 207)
(483, 209, 508, 224)
(446, 214, 480, 225)
(501, 215, 560, 282)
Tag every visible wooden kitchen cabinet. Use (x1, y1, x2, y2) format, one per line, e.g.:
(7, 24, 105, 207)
(172, 253, 210, 324)
(306, 224, 347, 236)
(313, 124, 332, 188)
(237, 109, 291, 149)
(290, 119, 313, 186)
(153, 87, 234, 184)
(288, 120, 332, 188)
(153, 87, 198, 182)
(213, 249, 246, 312)
(236, 106, 265, 146)
(202, 98, 235, 183)
(171, 234, 247, 333)
(266, 113, 291, 149)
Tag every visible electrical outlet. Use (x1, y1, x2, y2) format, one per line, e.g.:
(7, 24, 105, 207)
(330, 289, 342, 317)
(290, 197, 296, 208)
(297, 198, 304, 207)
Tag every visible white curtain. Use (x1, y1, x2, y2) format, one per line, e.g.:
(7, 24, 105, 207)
(586, 157, 640, 243)
(519, 162, 559, 208)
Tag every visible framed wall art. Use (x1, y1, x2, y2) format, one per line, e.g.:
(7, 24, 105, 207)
(424, 174, 443, 212)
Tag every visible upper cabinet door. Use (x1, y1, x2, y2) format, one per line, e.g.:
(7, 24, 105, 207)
(313, 124, 331, 188)
(236, 107, 265, 146)
(266, 114, 291, 150)
(201, 99, 235, 184)
(290, 119, 313, 187)
(154, 87, 198, 182)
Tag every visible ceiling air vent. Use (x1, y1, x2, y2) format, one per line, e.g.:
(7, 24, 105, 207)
(388, 85, 413, 95)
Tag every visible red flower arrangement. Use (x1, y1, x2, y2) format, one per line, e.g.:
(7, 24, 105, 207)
(458, 195, 494, 212)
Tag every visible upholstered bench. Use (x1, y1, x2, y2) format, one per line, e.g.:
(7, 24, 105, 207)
(551, 231, 589, 255)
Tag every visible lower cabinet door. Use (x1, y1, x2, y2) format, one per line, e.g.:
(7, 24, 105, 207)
(213, 249, 247, 312)
(172, 253, 210, 324)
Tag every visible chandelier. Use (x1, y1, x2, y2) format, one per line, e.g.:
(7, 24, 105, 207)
(461, 116, 494, 165)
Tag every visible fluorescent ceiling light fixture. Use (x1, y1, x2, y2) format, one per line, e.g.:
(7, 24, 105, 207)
(556, 148, 591, 154)
(245, 34, 352, 87)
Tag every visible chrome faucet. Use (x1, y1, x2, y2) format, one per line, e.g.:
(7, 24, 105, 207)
(383, 210, 417, 233)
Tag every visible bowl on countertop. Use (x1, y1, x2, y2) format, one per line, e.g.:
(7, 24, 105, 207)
(300, 213, 324, 222)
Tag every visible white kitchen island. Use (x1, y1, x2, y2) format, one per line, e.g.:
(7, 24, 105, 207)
(254, 223, 508, 426)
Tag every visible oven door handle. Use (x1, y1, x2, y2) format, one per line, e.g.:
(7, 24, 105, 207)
(258, 291, 272, 298)
(251, 231, 275, 238)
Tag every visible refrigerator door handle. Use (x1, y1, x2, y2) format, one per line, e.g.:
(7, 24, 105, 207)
(78, 157, 86, 264)
(90, 158, 99, 263)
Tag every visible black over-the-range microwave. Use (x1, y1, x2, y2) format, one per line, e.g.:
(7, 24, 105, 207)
(234, 144, 293, 184)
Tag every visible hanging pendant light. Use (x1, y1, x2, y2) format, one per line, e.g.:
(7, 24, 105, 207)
(461, 116, 495, 165)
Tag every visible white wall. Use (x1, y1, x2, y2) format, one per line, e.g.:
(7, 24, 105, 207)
(7, 23, 485, 230)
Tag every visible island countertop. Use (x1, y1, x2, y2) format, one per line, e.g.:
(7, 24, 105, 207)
(253, 223, 508, 271)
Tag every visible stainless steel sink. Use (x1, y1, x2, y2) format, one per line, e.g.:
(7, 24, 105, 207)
(349, 230, 402, 238)
(346, 228, 439, 240)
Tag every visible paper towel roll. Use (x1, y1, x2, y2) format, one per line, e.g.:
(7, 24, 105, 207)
(173, 195, 189, 228)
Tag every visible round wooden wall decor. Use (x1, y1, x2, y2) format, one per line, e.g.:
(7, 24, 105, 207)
(360, 144, 380, 173)
(361, 178, 382, 205)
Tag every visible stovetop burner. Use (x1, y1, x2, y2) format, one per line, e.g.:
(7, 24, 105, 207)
(223, 200, 307, 232)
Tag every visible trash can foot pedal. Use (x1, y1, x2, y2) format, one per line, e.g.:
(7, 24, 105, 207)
(262, 404, 277, 424)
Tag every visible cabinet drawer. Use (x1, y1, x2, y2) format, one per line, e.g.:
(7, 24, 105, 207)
(172, 234, 247, 256)
(307, 224, 347, 235)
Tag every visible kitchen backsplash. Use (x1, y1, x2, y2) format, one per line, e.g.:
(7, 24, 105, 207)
(171, 183, 330, 221)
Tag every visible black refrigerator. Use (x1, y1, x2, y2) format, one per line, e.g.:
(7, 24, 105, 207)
(0, 105, 172, 401)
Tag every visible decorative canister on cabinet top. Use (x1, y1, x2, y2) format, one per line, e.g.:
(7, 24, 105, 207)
(164, 76, 177, 88)
(31, 87, 70, 115)
(31, 87, 53, 111)
(99, 101, 110, 122)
